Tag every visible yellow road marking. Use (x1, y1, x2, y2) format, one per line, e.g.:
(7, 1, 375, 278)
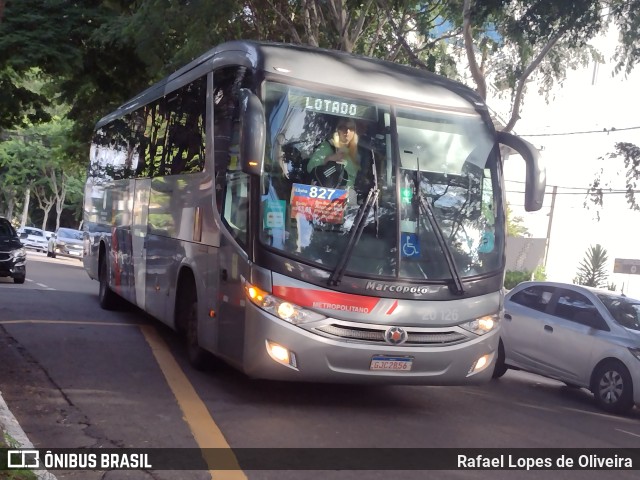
(2, 319, 247, 479)
(140, 325, 247, 480)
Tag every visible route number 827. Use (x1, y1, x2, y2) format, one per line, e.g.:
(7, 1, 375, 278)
(308, 186, 340, 200)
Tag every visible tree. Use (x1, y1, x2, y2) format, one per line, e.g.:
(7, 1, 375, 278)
(3, 0, 640, 177)
(506, 203, 530, 237)
(574, 243, 609, 287)
(587, 142, 640, 214)
(0, 128, 45, 226)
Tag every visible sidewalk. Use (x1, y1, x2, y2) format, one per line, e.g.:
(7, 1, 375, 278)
(0, 390, 57, 480)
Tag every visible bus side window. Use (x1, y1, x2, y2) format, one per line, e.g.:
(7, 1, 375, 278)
(214, 67, 251, 248)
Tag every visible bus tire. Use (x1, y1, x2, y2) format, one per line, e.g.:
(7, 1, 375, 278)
(492, 340, 508, 379)
(99, 252, 119, 310)
(180, 286, 208, 370)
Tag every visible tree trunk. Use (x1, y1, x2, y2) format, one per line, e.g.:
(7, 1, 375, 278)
(20, 186, 31, 228)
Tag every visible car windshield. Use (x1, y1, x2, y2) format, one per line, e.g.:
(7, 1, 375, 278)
(0, 219, 16, 238)
(259, 82, 503, 281)
(58, 228, 83, 240)
(597, 293, 640, 331)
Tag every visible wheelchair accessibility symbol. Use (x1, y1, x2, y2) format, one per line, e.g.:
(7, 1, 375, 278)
(401, 233, 420, 258)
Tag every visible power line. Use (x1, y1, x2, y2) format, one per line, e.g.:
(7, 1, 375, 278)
(504, 179, 630, 192)
(518, 126, 640, 137)
(506, 190, 640, 196)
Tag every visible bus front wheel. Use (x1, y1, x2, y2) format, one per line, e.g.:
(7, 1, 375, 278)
(180, 288, 209, 370)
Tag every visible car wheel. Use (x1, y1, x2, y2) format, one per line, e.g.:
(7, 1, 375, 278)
(180, 288, 208, 370)
(492, 339, 508, 379)
(13, 275, 26, 284)
(98, 254, 119, 310)
(591, 361, 634, 414)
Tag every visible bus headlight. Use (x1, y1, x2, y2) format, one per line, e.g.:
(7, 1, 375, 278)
(460, 314, 499, 335)
(245, 282, 326, 325)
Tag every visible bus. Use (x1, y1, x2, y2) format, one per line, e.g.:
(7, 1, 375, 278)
(83, 40, 545, 384)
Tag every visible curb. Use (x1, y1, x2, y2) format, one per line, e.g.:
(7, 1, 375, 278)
(0, 390, 58, 480)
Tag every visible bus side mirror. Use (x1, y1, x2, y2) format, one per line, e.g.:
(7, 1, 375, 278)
(496, 131, 546, 212)
(239, 88, 266, 176)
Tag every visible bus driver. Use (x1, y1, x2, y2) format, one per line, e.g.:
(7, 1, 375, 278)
(306, 117, 361, 189)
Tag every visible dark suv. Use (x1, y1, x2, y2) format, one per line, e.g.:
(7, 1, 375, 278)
(0, 217, 27, 284)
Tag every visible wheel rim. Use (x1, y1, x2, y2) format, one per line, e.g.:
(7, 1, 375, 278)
(598, 370, 624, 404)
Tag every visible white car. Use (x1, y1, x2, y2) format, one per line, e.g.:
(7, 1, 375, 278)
(17, 226, 49, 252)
(495, 281, 640, 414)
(47, 228, 84, 259)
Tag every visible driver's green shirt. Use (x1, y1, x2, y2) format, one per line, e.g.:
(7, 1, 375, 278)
(307, 140, 360, 187)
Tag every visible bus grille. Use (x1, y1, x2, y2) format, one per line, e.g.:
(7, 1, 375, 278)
(314, 324, 468, 345)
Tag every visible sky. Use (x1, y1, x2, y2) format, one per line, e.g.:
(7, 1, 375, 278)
(496, 28, 640, 298)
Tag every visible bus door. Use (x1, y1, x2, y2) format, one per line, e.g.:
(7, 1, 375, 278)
(132, 178, 151, 310)
(216, 168, 252, 363)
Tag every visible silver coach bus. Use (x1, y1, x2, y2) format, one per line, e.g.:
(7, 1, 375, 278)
(83, 41, 545, 384)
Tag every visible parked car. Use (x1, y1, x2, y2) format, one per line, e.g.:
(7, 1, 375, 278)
(0, 217, 27, 284)
(17, 226, 48, 252)
(47, 227, 84, 259)
(494, 281, 640, 414)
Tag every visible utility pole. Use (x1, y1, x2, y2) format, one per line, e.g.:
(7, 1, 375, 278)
(543, 185, 557, 268)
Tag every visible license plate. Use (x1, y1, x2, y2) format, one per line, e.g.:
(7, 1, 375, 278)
(370, 356, 413, 371)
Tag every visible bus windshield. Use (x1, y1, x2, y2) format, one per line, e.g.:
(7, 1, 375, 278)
(260, 82, 503, 282)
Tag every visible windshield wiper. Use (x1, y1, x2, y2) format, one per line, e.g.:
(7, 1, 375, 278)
(414, 166, 465, 295)
(328, 144, 379, 287)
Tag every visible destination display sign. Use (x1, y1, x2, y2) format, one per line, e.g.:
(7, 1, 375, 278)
(290, 183, 348, 224)
(288, 92, 377, 121)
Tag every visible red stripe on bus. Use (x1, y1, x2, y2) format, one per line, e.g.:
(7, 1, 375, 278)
(386, 300, 398, 315)
(272, 286, 379, 314)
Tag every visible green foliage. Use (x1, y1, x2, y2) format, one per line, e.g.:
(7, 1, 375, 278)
(588, 142, 640, 215)
(1, 0, 640, 219)
(506, 204, 530, 237)
(504, 265, 546, 289)
(574, 244, 610, 288)
(504, 270, 531, 289)
(0, 431, 38, 479)
(610, 0, 640, 75)
(533, 264, 547, 281)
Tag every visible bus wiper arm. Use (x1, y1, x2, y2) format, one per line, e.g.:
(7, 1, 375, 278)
(328, 142, 380, 287)
(328, 186, 379, 287)
(418, 192, 465, 295)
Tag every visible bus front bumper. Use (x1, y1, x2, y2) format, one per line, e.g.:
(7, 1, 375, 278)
(241, 304, 499, 385)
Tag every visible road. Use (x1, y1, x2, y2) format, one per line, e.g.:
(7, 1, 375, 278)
(0, 251, 639, 480)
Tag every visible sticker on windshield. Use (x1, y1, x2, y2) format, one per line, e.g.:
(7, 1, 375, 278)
(401, 232, 420, 258)
(290, 183, 348, 224)
(478, 230, 495, 253)
(263, 200, 286, 229)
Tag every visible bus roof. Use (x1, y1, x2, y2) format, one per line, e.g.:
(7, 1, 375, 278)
(96, 40, 488, 129)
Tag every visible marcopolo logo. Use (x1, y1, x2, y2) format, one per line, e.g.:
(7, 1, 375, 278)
(365, 281, 436, 295)
(7, 450, 40, 469)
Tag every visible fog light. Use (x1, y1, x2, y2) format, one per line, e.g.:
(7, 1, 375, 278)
(468, 353, 492, 375)
(266, 340, 298, 369)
